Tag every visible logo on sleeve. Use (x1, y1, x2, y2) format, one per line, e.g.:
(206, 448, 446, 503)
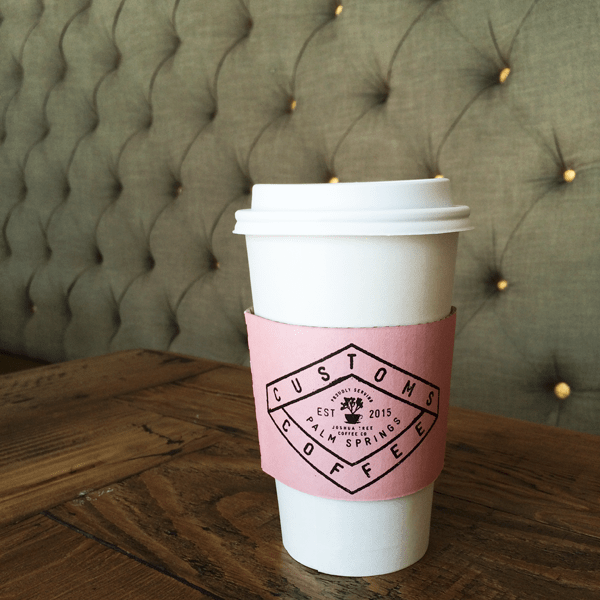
(266, 344, 439, 494)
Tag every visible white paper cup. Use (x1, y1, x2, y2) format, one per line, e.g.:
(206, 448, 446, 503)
(234, 179, 471, 576)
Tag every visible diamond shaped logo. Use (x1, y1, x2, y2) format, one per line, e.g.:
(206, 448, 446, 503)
(266, 344, 439, 494)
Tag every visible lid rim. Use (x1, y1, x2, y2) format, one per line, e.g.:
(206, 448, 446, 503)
(235, 179, 471, 236)
(235, 205, 470, 220)
(233, 206, 471, 236)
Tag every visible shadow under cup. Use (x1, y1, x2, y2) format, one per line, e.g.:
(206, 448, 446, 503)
(234, 179, 471, 576)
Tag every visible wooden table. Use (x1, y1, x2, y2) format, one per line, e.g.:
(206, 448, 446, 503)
(1, 349, 598, 599)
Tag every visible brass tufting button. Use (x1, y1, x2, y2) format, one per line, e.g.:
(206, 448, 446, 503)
(496, 279, 508, 291)
(209, 254, 220, 270)
(329, 176, 339, 184)
(563, 169, 576, 183)
(335, 4, 343, 16)
(499, 67, 510, 83)
(554, 382, 571, 400)
(434, 174, 444, 179)
(289, 98, 297, 112)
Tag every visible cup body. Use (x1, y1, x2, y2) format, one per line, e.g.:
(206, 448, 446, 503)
(234, 179, 470, 576)
(245, 233, 458, 328)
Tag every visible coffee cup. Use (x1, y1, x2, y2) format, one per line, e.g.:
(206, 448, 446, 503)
(234, 179, 471, 576)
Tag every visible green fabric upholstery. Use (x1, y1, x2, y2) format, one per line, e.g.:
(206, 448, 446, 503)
(0, 0, 598, 433)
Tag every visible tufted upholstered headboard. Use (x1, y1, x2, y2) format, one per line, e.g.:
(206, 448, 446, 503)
(0, 0, 599, 434)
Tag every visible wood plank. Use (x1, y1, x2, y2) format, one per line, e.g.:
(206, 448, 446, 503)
(49, 436, 277, 600)
(0, 394, 223, 526)
(0, 349, 218, 413)
(0, 514, 217, 599)
(0, 350, 224, 526)
(386, 493, 599, 600)
(48, 434, 600, 600)
(441, 407, 600, 539)
(119, 365, 258, 439)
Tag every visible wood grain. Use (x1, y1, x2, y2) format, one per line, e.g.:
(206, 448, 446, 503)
(0, 514, 212, 599)
(0, 350, 224, 526)
(118, 364, 257, 439)
(0, 349, 218, 413)
(47, 433, 600, 600)
(0, 396, 223, 526)
(442, 408, 600, 539)
(2, 351, 599, 599)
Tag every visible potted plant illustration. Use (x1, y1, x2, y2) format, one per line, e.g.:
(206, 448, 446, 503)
(341, 397, 363, 424)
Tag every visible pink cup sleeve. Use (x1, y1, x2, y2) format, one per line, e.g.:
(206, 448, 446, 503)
(245, 309, 457, 501)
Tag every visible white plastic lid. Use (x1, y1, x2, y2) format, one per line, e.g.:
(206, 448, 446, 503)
(233, 179, 471, 236)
